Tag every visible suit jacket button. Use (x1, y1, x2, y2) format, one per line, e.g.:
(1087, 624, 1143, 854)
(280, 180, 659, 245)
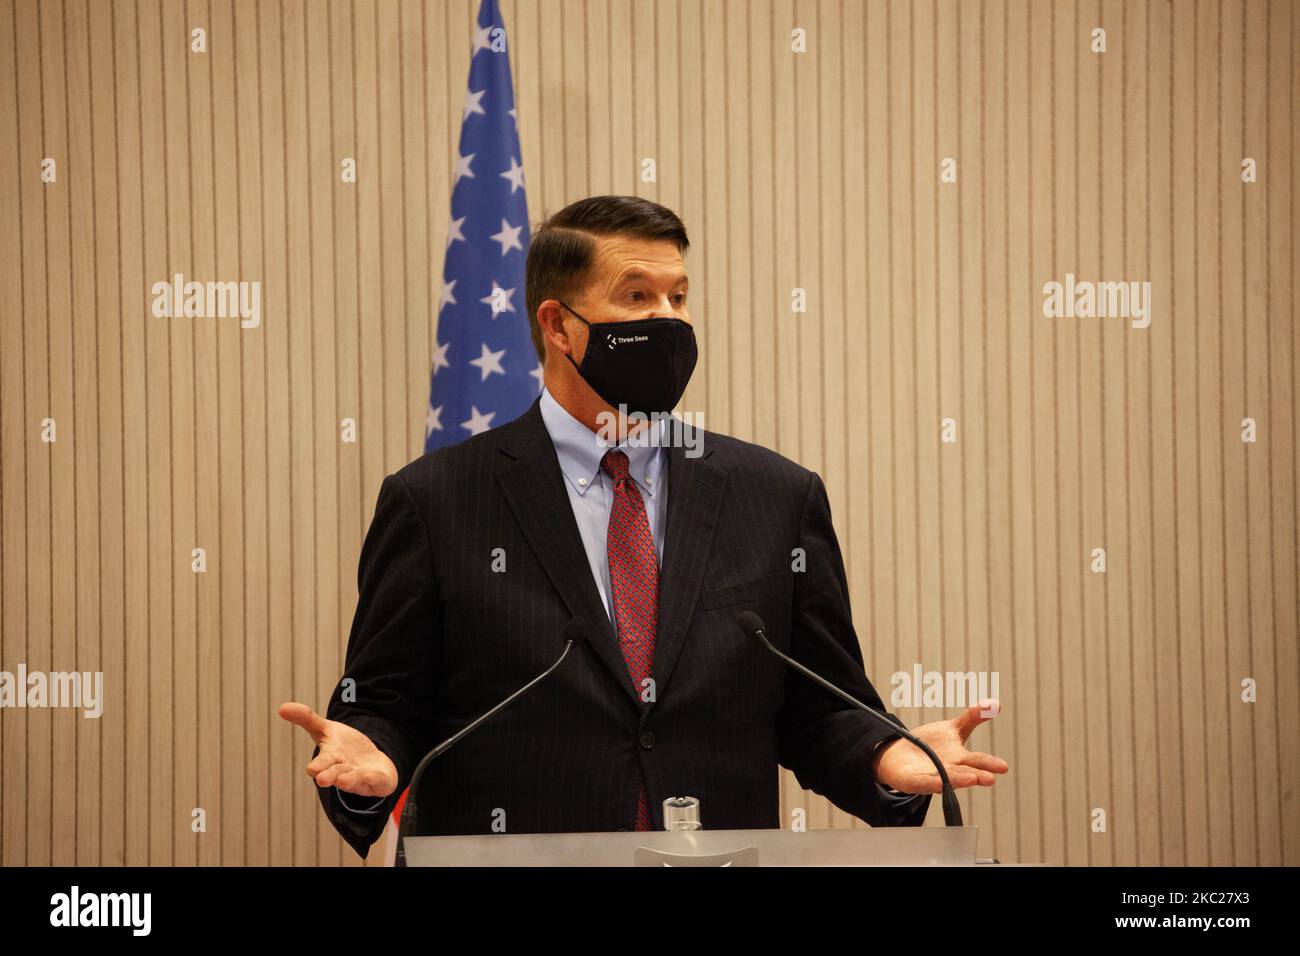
(639, 732, 655, 750)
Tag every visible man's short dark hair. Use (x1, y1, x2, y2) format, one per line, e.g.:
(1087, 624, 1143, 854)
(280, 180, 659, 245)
(524, 195, 690, 361)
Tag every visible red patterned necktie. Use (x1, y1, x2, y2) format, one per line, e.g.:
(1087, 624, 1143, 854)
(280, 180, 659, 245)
(601, 449, 657, 831)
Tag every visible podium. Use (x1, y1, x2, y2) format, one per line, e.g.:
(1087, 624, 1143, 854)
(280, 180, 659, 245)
(403, 826, 987, 866)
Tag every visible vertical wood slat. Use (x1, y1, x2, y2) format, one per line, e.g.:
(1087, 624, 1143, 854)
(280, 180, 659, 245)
(182, 0, 210, 867)
(1147, 0, 1184, 865)
(43, 0, 77, 868)
(1002, 0, 1034, 866)
(1239, 0, 1272, 867)
(1106, 0, 1135, 865)
(1266, 0, 1300, 867)
(981, 0, 1016, 862)
(835, 0, 866, 830)
(1124, 0, 1159, 867)
(232, 0, 269, 866)
(0, 0, 1295, 867)
(14, 0, 52, 868)
(83, 0, 126, 867)
(0, 0, 25, 867)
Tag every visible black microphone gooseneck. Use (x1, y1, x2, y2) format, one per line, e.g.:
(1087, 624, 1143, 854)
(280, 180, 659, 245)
(394, 617, 590, 867)
(736, 610, 964, 827)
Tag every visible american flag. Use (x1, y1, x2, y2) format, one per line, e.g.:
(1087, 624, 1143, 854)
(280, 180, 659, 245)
(424, 0, 539, 454)
(391, 0, 534, 865)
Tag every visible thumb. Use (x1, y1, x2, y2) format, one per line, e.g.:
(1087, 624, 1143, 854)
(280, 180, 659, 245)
(278, 702, 329, 744)
(952, 699, 1000, 743)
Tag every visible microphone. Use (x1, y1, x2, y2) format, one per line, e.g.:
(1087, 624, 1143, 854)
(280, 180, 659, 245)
(736, 610, 964, 827)
(394, 617, 590, 867)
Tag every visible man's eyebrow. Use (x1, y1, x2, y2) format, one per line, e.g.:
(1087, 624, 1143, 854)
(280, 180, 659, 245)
(616, 269, 689, 285)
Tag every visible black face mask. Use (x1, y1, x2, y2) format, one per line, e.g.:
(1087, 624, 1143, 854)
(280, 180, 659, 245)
(559, 300, 698, 416)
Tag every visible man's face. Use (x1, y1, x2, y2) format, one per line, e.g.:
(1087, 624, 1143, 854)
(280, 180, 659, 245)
(562, 235, 691, 364)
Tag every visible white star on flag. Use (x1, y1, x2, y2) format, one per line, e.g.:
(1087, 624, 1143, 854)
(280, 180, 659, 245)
(446, 216, 466, 248)
(454, 152, 476, 183)
(430, 340, 451, 375)
(500, 157, 525, 194)
(479, 282, 517, 316)
(469, 343, 507, 381)
(463, 88, 487, 120)
(461, 405, 496, 435)
(490, 218, 524, 256)
(425, 404, 444, 435)
(439, 279, 458, 310)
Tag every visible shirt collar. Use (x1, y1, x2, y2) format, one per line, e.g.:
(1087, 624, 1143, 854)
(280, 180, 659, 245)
(538, 387, 666, 499)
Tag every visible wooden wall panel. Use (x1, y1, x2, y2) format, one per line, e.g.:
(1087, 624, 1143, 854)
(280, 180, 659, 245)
(0, 0, 1295, 866)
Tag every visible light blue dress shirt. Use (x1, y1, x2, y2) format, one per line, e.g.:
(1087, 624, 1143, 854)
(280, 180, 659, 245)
(537, 386, 668, 629)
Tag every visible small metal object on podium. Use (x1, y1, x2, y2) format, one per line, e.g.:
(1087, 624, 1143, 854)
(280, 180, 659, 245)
(662, 796, 702, 831)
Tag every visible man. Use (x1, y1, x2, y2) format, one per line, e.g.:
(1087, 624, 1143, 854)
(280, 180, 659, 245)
(279, 195, 1007, 859)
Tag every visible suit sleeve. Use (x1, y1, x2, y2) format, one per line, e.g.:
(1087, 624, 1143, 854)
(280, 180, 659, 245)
(774, 470, 932, 827)
(315, 472, 441, 859)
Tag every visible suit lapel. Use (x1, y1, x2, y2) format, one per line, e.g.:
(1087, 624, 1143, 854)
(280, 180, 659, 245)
(494, 401, 638, 707)
(648, 417, 726, 704)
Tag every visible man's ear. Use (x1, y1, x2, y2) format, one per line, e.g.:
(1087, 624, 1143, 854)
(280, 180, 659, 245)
(536, 300, 563, 346)
(538, 300, 578, 362)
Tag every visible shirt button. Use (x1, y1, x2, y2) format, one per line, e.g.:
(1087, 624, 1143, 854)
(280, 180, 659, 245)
(578, 477, 588, 486)
(639, 732, 655, 750)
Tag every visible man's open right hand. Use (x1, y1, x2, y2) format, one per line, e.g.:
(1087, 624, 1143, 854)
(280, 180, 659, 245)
(278, 702, 399, 799)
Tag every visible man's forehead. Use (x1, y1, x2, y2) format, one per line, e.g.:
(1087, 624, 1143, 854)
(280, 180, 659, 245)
(591, 235, 687, 281)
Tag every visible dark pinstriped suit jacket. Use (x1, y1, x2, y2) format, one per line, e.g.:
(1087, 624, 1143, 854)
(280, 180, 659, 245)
(318, 398, 931, 858)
